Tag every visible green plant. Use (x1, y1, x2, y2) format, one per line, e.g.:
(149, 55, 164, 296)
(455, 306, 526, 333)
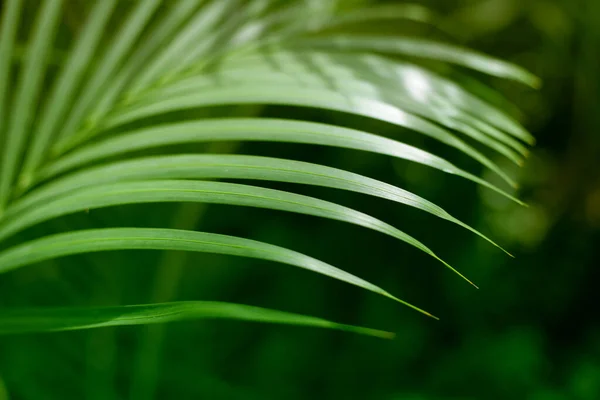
(0, 0, 536, 338)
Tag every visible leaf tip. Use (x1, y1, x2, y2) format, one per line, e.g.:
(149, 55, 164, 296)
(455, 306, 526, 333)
(383, 292, 437, 320)
(464, 277, 479, 289)
(376, 330, 397, 340)
(530, 77, 543, 90)
(427, 312, 440, 321)
(436, 256, 478, 289)
(498, 245, 514, 258)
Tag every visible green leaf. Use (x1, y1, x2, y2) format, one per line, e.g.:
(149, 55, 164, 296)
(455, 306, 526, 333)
(125, 50, 527, 164)
(219, 50, 534, 149)
(18, 0, 117, 187)
(0, 0, 23, 152)
(81, 0, 203, 134)
(0, 0, 63, 212)
(9, 154, 511, 255)
(0, 301, 395, 338)
(0, 179, 475, 286)
(54, 0, 161, 147)
(124, 0, 233, 98)
(289, 35, 541, 88)
(158, 0, 240, 80)
(39, 118, 515, 188)
(170, 0, 328, 77)
(0, 0, 537, 342)
(0, 227, 436, 318)
(101, 85, 519, 188)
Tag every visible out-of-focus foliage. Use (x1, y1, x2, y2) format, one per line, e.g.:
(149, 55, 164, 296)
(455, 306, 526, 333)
(0, 0, 598, 399)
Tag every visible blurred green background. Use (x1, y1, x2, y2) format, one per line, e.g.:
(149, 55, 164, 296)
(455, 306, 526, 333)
(1, 0, 599, 399)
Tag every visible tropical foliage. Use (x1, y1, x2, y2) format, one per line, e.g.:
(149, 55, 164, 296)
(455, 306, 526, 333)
(0, 0, 536, 339)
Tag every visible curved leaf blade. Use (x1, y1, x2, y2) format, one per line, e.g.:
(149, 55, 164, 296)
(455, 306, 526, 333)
(40, 118, 511, 184)
(18, 0, 117, 187)
(120, 55, 527, 165)
(80, 0, 203, 135)
(0, 227, 435, 318)
(185, 50, 533, 152)
(0, 301, 395, 338)
(289, 35, 541, 88)
(0, 180, 474, 286)
(8, 154, 512, 255)
(103, 85, 519, 188)
(54, 0, 161, 146)
(0, 0, 24, 152)
(125, 0, 233, 97)
(0, 0, 63, 212)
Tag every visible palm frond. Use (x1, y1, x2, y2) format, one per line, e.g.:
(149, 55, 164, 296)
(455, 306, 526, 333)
(0, 0, 537, 336)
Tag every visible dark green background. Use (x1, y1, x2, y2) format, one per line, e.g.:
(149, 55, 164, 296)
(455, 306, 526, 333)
(0, 0, 599, 399)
